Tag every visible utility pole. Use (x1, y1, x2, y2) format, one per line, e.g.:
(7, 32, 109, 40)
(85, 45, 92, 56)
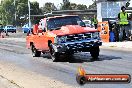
(28, 0, 31, 32)
(14, 0, 16, 26)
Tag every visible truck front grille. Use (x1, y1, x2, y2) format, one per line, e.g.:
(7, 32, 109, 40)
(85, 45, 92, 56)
(66, 33, 92, 42)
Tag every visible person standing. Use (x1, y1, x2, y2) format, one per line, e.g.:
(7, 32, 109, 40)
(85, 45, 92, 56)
(118, 6, 129, 41)
(129, 14, 132, 40)
(92, 15, 98, 29)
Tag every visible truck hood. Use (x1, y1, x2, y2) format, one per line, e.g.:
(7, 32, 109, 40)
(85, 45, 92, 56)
(50, 25, 98, 36)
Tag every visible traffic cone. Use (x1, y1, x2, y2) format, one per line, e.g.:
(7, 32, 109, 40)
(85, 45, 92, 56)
(1, 35, 4, 38)
(0, 32, 1, 38)
(0, 32, 4, 38)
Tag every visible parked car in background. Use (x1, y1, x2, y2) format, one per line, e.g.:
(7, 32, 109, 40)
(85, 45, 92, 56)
(83, 20, 93, 27)
(22, 24, 33, 33)
(4, 25, 16, 33)
(0, 25, 4, 32)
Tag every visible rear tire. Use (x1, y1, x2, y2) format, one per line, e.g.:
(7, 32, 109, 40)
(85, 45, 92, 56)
(90, 46, 100, 60)
(49, 44, 60, 62)
(31, 45, 41, 57)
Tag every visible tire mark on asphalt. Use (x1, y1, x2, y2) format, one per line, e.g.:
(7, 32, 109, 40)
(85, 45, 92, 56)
(0, 42, 25, 48)
(0, 45, 29, 54)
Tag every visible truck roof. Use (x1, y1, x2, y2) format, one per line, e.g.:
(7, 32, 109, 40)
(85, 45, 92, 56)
(47, 15, 78, 19)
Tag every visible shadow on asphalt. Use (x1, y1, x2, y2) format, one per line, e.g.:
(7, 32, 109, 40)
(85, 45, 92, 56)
(41, 53, 122, 63)
(41, 54, 51, 59)
(99, 55, 122, 61)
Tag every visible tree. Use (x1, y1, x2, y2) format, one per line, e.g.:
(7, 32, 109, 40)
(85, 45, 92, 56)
(0, 0, 42, 26)
(16, 1, 41, 25)
(77, 4, 87, 10)
(126, 0, 130, 7)
(31, 1, 42, 15)
(61, 2, 72, 10)
(61, 2, 87, 10)
(0, 0, 15, 25)
(88, 0, 96, 9)
(70, 3, 77, 10)
(41, 2, 56, 14)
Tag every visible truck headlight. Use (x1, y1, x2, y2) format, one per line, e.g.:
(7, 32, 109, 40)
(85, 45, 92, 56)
(92, 32, 100, 39)
(57, 36, 67, 43)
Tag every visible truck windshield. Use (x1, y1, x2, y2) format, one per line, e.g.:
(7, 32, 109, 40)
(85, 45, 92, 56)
(47, 16, 83, 30)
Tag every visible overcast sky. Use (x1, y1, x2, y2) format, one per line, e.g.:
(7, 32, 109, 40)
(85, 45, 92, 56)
(29, 0, 132, 7)
(0, 0, 131, 7)
(30, 0, 93, 7)
(0, 0, 132, 7)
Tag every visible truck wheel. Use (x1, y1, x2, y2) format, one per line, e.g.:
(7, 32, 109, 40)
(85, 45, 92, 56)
(90, 46, 100, 60)
(49, 44, 60, 62)
(31, 45, 41, 57)
(64, 53, 74, 61)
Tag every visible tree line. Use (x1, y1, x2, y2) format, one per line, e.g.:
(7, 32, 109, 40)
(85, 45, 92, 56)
(0, 0, 131, 26)
(0, 0, 95, 26)
(0, 0, 41, 26)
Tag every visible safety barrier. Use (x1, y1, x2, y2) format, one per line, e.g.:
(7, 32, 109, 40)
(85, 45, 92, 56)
(98, 21, 110, 42)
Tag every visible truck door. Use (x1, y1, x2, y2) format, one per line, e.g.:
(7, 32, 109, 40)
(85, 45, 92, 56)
(37, 19, 49, 51)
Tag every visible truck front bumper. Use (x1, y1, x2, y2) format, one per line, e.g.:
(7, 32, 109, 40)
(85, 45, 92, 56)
(53, 39, 102, 53)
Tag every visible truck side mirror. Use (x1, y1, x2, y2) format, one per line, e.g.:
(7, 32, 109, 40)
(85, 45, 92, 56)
(43, 28, 46, 32)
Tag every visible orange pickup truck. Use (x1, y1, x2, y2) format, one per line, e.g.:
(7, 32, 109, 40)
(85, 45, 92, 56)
(26, 15, 102, 61)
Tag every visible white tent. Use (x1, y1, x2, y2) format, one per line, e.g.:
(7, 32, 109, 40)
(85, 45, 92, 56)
(97, 0, 128, 22)
(129, 0, 132, 7)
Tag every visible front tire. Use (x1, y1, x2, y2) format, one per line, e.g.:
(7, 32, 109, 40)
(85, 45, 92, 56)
(63, 52, 74, 61)
(49, 44, 60, 62)
(31, 45, 41, 57)
(90, 46, 100, 60)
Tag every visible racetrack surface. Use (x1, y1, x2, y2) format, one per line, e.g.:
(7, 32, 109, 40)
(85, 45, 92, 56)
(0, 33, 132, 88)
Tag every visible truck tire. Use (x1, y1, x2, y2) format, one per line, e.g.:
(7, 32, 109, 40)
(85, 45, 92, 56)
(31, 45, 41, 57)
(49, 44, 60, 62)
(90, 46, 100, 60)
(64, 53, 74, 61)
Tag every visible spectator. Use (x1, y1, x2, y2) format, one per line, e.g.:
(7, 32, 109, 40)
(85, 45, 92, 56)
(129, 14, 132, 40)
(92, 15, 98, 29)
(118, 6, 129, 41)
